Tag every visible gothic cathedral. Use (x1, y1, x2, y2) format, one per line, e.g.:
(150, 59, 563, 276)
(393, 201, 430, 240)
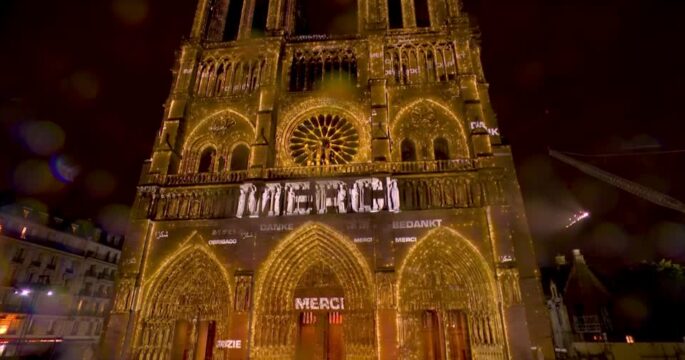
(102, 0, 553, 359)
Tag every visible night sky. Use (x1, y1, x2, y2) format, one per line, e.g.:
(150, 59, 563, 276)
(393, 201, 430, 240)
(1, 0, 684, 267)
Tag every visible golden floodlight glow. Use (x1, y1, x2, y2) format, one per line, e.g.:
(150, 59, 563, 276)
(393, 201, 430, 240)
(101, 0, 554, 358)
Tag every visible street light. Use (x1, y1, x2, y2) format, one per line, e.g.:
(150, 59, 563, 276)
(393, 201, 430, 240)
(9, 285, 54, 358)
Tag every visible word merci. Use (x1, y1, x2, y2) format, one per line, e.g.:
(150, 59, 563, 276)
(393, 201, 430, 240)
(295, 297, 345, 310)
(216, 340, 241, 349)
(236, 177, 401, 219)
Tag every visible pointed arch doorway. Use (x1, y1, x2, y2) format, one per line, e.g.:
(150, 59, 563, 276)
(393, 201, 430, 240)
(135, 246, 232, 360)
(294, 263, 345, 360)
(251, 223, 376, 360)
(397, 227, 506, 360)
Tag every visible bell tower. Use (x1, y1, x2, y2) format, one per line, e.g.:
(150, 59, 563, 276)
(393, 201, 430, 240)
(102, 0, 554, 359)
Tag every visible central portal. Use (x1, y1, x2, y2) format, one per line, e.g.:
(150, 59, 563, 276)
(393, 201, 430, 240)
(294, 263, 345, 360)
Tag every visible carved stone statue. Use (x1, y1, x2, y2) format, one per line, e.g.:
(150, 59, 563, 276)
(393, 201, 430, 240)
(273, 185, 282, 216)
(350, 183, 359, 212)
(286, 185, 296, 214)
(261, 187, 272, 214)
(236, 187, 246, 218)
(247, 184, 258, 215)
(388, 178, 400, 212)
(337, 184, 347, 214)
(315, 183, 325, 213)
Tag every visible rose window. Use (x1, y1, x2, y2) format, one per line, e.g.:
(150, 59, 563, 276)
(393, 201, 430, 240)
(289, 114, 359, 166)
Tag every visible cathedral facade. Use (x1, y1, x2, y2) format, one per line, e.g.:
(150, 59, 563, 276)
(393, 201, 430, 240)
(102, 0, 552, 358)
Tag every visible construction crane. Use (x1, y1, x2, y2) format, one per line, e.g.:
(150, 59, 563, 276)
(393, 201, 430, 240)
(549, 149, 685, 215)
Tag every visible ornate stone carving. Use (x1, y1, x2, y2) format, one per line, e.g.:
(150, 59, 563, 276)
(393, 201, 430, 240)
(376, 271, 397, 309)
(288, 114, 360, 166)
(235, 274, 253, 313)
(499, 268, 523, 307)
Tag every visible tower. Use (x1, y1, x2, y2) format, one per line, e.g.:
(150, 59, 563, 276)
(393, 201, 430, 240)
(102, 0, 553, 358)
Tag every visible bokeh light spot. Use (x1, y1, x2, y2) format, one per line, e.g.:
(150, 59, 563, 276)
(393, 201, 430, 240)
(112, 0, 149, 25)
(651, 222, 685, 259)
(85, 170, 117, 198)
(50, 155, 80, 183)
(616, 296, 649, 322)
(13, 160, 63, 194)
(69, 71, 99, 100)
(98, 204, 131, 235)
(19, 121, 65, 156)
(589, 222, 628, 256)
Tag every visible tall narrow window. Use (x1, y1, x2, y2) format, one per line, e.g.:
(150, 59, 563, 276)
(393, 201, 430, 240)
(251, 0, 269, 37)
(198, 147, 216, 173)
(230, 144, 250, 171)
(401, 139, 417, 161)
(414, 0, 430, 27)
(433, 137, 449, 160)
(223, 0, 245, 41)
(388, 0, 403, 29)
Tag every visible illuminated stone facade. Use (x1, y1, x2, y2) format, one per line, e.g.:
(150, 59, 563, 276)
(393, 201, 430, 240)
(102, 0, 553, 358)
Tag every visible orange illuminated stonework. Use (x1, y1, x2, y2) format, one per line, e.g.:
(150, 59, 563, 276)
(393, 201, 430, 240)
(101, 0, 553, 358)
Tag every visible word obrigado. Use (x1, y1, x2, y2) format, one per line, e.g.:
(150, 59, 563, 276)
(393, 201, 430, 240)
(236, 177, 400, 218)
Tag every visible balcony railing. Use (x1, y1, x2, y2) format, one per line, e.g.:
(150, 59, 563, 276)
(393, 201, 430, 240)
(146, 159, 475, 186)
(160, 170, 249, 186)
(267, 159, 474, 179)
(573, 315, 602, 334)
(98, 273, 114, 281)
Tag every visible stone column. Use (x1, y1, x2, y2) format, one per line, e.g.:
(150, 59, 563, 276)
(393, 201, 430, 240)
(376, 270, 397, 360)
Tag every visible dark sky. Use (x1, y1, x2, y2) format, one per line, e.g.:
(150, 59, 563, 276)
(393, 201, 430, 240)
(0, 0, 683, 266)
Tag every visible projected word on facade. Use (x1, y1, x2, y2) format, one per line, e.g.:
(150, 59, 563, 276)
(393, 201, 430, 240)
(216, 340, 241, 349)
(259, 223, 294, 232)
(470, 121, 500, 136)
(295, 297, 345, 311)
(236, 177, 400, 218)
(208, 239, 238, 245)
(392, 219, 443, 229)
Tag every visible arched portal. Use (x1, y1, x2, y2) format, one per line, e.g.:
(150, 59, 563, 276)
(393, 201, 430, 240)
(397, 227, 506, 360)
(135, 245, 232, 360)
(251, 223, 376, 360)
(391, 99, 470, 162)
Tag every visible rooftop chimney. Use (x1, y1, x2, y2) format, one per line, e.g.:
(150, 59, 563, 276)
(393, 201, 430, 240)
(572, 249, 585, 264)
(554, 254, 567, 266)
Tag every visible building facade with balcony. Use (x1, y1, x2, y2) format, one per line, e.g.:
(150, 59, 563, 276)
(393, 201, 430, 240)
(0, 205, 122, 359)
(542, 250, 614, 358)
(102, 0, 552, 359)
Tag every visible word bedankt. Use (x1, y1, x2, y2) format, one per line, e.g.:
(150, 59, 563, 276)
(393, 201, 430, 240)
(236, 177, 400, 218)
